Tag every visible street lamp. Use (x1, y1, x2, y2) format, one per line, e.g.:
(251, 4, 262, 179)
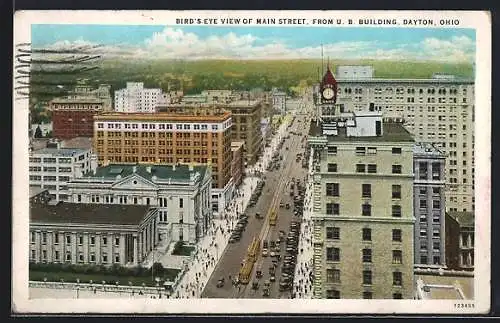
(76, 278, 80, 299)
(155, 277, 161, 297)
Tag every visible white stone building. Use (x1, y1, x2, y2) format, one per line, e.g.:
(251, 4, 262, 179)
(29, 145, 95, 201)
(271, 89, 287, 114)
(114, 82, 163, 113)
(67, 163, 213, 246)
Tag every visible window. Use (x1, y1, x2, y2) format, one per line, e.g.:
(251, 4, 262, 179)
(392, 205, 401, 217)
(362, 204, 372, 216)
(392, 229, 402, 242)
(432, 200, 441, 209)
(326, 247, 340, 261)
(392, 250, 403, 264)
(419, 199, 427, 209)
(363, 270, 372, 285)
(363, 291, 373, 299)
(102, 253, 108, 263)
(66, 252, 71, 262)
(391, 185, 401, 199)
(420, 255, 428, 264)
(90, 253, 96, 262)
(362, 249, 372, 263)
(393, 271, 402, 286)
(419, 162, 428, 179)
(367, 147, 377, 155)
(326, 268, 341, 283)
(115, 237, 120, 246)
(393, 293, 403, 299)
(355, 147, 366, 155)
(367, 164, 377, 173)
(362, 184, 371, 198)
(362, 228, 372, 241)
(79, 253, 84, 262)
(90, 236, 95, 245)
(179, 198, 184, 208)
(431, 162, 441, 180)
(66, 235, 71, 244)
(30, 232, 35, 243)
(392, 165, 402, 174)
(327, 146, 337, 154)
(102, 237, 108, 245)
(392, 147, 402, 154)
(433, 229, 440, 238)
(433, 256, 441, 264)
(326, 203, 340, 215)
(42, 232, 47, 244)
(326, 227, 340, 240)
(327, 163, 338, 172)
(54, 233, 59, 244)
(326, 183, 339, 197)
(356, 164, 366, 173)
(432, 187, 440, 195)
(115, 254, 120, 263)
(326, 289, 340, 299)
(54, 251, 60, 261)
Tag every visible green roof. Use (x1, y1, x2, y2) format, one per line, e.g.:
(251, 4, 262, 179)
(84, 163, 208, 182)
(448, 211, 474, 227)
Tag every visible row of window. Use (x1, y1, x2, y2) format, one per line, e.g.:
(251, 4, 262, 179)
(29, 157, 74, 164)
(31, 232, 121, 246)
(97, 123, 225, 131)
(327, 147, 402, 155)
(78, 195, 184, 208)
(29, 175, 71, 182)
(326, 183, 403, 199)
(325, 289, 403, 299)
(31, 249, 120, 264)
(325, 202, 402, 217)
(326, 227, 402, 242)
(326, 268, 404, 287)
(326, 247, 404, 265)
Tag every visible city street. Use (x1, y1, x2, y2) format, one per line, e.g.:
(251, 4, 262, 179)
(202, 100, 312, 298)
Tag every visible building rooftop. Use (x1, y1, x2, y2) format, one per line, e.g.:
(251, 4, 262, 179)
(415, 273, 474, 300)
(31, 147, 88, 157)
(308, 120, 414, 143)
(83, 163, 207, 182)
(448, 211, 475, 227)
(413, 142, 446, 157)
(50, 97, 106, 104)
(61, 137, 93, 150)
(333, 77, 474, 84)
(30, 202, 151, 226)
(94, 111, 231, 122)
(30, 186, 48, 199)
(225, 100, 262, 107)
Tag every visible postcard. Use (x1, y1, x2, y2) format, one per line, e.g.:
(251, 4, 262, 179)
(12, 10, 491, 314)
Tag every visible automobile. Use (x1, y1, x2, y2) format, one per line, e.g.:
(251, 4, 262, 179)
(255, 212, 262, 219)
(256, 269, 263, 279)
(262, 288, 270, 297)
(252, 281, 259, 290)
(279, 281, 290, 292)
(216, 277, 225, 288)
(279, 202, 284, 208)
(270, 274, 276, 282)
(270, 251, 276, 257)
(285, 203, 290, 209)
(262, 248, 268, 257)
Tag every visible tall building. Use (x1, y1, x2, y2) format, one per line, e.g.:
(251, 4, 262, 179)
(114, 82, 163, 113)
(231, 141, 245, 187)
(413, 142, 446, 266)
(72, 84, 113, 111)
(29, 144, 95, 201)
(331, 65, 475, 213)
(67, 163, 212, 245)
(160, 100, 263, 165)
(271, 89, 287, 114)
(308, 66, 415, 299)
(93, 110, 233, 213)
(50, 98, 104, 139)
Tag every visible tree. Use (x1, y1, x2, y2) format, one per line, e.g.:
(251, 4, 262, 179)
(34, 125, 43, 138)
(45, 130, 53, 138)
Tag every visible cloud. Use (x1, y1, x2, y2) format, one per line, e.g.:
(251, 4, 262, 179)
(36, 29, 475, 63)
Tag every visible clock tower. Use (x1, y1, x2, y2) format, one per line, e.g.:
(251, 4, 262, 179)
(320, 65, 338, 104)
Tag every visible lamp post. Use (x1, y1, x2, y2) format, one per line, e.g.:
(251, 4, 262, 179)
(76, 278, 80, 299)
(155, 277, 161, 297)
(43, 277, 47, 288)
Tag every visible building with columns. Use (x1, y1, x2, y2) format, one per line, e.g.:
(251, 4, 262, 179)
(30, 201, 158, 267)
(67, 163, 212, 246)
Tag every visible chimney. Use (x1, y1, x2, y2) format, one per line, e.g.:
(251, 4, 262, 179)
(172, 164, 176, 171)
(74, 164, 83, 178)
(146, 166, 152, 173)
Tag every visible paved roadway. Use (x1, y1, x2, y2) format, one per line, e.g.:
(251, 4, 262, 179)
(202, 106, 311, 299)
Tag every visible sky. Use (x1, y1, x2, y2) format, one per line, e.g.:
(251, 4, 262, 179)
(31, 25, 476, 62)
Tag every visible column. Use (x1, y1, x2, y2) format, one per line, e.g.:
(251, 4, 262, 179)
(120, 234, 125, 266)
(133, 235, 138, 265)
(35, 231, 41, 263)
(108, 233, 114, 265)
(83, 233, 89, 263)
(47, 231, 53, 262)
(95, 232, 101, 265)
(71, 232, 77, 264)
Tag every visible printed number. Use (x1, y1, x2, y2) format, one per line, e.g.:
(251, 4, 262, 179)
(454, 303, 475, 309)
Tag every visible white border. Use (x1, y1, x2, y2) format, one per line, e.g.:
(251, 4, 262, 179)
(12, 10, 491, 314)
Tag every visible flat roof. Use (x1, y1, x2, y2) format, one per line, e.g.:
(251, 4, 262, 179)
(83, 163, 207, 182)
(334, 78, 474, 84)
(308, 121, 414, 143)
(32, 147, 88, 157)
(414, 142, 446, 157)
(226, 100, 262, 107)
(416, 274, 474, 300)
(447, 211, 475, 227)
(30, 203, 151, 226)
(30, 186, 48, 198)
(51, 98, 105, 104)
(94, 111, 231, 122)
(62, 137, 93, 150)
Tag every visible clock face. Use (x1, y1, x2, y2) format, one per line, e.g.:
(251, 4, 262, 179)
(322, 88, 335, 100)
